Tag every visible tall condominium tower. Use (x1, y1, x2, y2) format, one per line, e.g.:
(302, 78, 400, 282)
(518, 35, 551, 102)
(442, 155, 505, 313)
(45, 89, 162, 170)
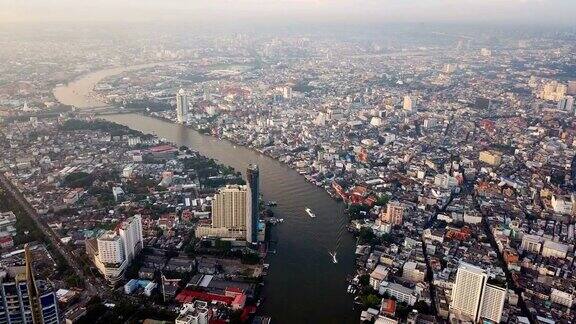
(246, 164, 259, 244)
(88, 215, 144, 284)
(450, 262, 506, 323)
(212, 185, 248, 230)
(119, 214, 143, 262)
(176, 88, 189, 123)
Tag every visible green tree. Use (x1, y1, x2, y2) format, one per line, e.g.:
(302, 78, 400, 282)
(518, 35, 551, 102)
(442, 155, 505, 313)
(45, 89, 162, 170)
(358, 227, 377, 245)
(361, 294, 381, 309)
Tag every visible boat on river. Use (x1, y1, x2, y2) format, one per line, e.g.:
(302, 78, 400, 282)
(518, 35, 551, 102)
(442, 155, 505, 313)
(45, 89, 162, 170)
(305, 207, 316, 218)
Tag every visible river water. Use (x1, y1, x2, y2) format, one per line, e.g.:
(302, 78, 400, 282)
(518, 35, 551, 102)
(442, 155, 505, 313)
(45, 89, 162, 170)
(54, 67, 358, 323)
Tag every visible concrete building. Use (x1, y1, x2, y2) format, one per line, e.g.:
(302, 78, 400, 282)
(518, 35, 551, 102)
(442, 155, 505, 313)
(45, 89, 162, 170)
(480, 284, 507, 323)
(403, 96, 414, 111)
(88, 216, 144, 283)
(176, 301, 210, 324)
(176, 88, 189, 124)
(402, 261, 426, 283)
(0, 245, 60, 324)
(246, 164, 259, 244)
(195, 185, 250, 240)
(541, 240, 569, 259)
(520, 234, 543, 254)
(479, 150, 502, 166)
(97, 232, 124, 264)
(557, 96, 574, 113)
(381, 201, 407, 225)
(550, 288, 574, 308)
(119, 215, 143, 262)
(379, 281, 418, 306)
(451, 263, 487, 322)
(450, 263, 507, 323)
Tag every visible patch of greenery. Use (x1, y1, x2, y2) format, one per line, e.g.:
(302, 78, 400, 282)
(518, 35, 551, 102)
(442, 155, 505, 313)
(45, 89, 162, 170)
(60, 119, 142, 137)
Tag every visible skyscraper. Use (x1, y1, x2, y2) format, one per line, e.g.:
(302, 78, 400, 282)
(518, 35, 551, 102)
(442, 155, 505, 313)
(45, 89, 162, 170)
(246, 164, 259, 244)
(450, 263, 507, 323)
(176, 88, 189, 123)
(0, 245, 60, 324)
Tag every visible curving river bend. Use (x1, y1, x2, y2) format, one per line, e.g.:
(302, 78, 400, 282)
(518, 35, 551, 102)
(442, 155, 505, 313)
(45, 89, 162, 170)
(54, 65, 358, 324)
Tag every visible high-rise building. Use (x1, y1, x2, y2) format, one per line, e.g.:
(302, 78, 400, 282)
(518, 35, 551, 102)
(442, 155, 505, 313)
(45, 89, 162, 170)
(212, 185, 248, 229)
(0, 245, 60, 324)
(119, 214, 143, 262)
(557, 96, 575, 113)
(97, 232, 124, 264)
(403, 96, 413, 111)
(568, 81, 576, 95)
(450, 263, 507, 323)
(195, 179, 263, 243)
(480, 284, 507, 323)
(176, 88, 189, 123)
(246, 164, 259, 244)
(283, 86, 292, 99)
(87, 215, 143, 283)
(451, 263, 487, 322)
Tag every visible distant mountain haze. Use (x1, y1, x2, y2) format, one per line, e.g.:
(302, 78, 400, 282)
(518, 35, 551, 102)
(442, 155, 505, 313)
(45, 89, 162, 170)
(0, 0, 574, 25)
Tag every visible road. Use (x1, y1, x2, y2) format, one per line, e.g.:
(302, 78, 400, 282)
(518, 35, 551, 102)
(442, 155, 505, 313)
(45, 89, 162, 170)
(0, 172, 98, 296)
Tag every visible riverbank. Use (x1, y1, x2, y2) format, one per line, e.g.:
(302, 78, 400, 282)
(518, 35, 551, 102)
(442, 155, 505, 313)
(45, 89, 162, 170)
(53, 64, 359, 323)
(101, 113, 358, 323)
(144, 113, 346, 202)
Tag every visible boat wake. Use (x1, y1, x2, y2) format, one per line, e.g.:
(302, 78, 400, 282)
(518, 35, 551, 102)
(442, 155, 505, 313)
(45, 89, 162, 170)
(329, 251, 338, 264)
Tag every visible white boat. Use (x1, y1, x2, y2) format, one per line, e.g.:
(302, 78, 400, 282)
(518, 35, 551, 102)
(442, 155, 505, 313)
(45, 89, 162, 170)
(305, 207, 316, 218)
(329, 251, 338, 264)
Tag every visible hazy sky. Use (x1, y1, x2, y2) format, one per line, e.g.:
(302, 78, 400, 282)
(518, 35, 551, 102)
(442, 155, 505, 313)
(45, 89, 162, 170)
(1, 0, 574, 25)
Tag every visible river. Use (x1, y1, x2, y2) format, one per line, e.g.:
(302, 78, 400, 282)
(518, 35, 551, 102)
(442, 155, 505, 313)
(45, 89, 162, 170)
(54, 66, 358, 324)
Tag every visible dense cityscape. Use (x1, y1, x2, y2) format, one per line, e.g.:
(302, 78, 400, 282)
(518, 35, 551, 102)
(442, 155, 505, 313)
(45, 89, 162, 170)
(2, 2, 576, 323)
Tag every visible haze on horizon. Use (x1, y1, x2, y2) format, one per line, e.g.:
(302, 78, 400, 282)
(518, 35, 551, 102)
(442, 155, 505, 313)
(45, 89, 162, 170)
(1, 0, 575, 26)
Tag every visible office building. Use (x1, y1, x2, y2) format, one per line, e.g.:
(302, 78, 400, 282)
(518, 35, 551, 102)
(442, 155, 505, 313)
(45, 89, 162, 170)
(176, 88, 189, 123)
(450, 263, 507, 323)
(451, 263, 487, 322)
(246, 164, 259, 243)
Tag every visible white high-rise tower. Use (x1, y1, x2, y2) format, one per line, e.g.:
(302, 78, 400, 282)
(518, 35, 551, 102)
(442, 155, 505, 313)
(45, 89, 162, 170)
(450, 263, 507, 323)
(176, 88, 189, 123)
(119, 214, 143, 262)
